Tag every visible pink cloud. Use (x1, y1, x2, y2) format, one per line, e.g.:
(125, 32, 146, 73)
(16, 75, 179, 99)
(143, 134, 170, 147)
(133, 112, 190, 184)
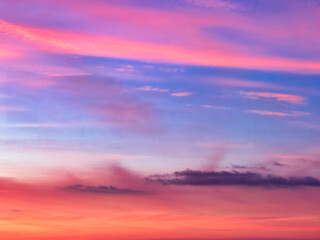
(1, 19, 320, 73)
(186, 0, 240, 9)
(0, 43, 23, 59)
(211, 78, 281, 89)
(265, 155, 309, 160)
(247, 110, 310, 117)
(0, 122, 116, 129)
(171, 92, 194, 97)
(136, 86, 195, 100)
(240, 91, 306, 105)
(135, 86, 169, 93)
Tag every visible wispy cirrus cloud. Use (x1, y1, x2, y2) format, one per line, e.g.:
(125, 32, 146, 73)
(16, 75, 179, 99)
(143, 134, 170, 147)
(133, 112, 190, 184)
(240, 91, 306, 105)
(186, 104, 229, 111)
(210, 78, 281, 89)
(136, 86, 193, 97)
(265, 155, 309, 161)
(186, 0, 240, 10)
(199, 104, 229, 110)
(171, 92, 194, 97)
(1, 17, 320, 73)
(135, 86, 169, 93)
(247, 110, 310, 117)
(0, 122, 116, 129)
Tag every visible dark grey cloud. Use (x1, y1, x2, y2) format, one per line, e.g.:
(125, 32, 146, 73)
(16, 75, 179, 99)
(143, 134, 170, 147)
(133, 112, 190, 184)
(64, 184, 145, 194)
(232, 165, 249, 170)
(232, 164, 270, 171)
(146, 169, 320, 188)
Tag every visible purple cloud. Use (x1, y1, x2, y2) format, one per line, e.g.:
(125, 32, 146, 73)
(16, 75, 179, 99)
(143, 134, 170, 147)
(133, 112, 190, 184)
(146, 169, 320, 188)
(64, 184, 146, 195)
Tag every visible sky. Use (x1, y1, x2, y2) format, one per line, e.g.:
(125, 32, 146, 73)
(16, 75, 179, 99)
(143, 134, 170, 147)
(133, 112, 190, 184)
(1, 0, 320, 239)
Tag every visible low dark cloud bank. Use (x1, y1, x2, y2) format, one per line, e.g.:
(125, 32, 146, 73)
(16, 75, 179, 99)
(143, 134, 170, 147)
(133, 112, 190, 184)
(232, 164, 270, 171)
(146, 169, 320, 188)
(64, 184, 145, 194)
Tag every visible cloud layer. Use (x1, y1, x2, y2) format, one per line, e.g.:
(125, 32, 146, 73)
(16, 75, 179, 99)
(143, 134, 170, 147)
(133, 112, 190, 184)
(64, 184, 145, 195)
(146, 169, 320, 188)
